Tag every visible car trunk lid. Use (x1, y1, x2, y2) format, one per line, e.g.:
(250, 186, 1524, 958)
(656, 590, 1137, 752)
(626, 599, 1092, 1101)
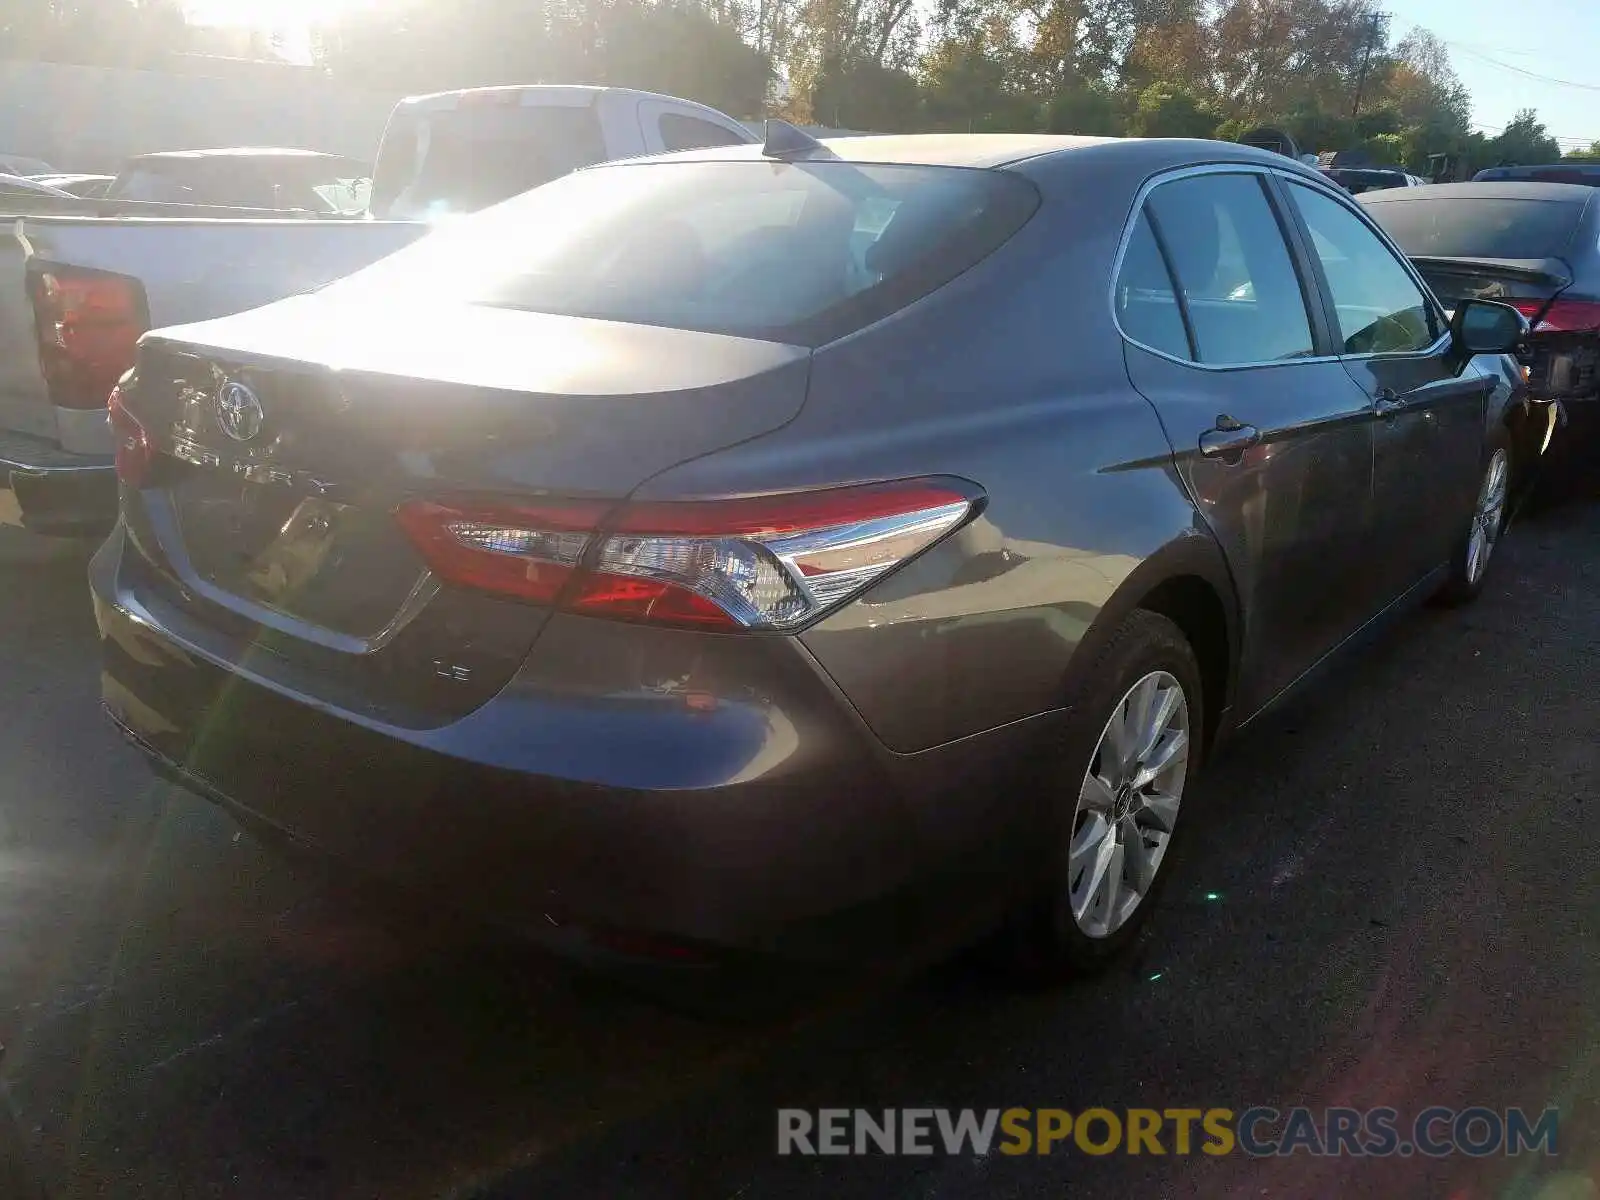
(119, 296, 810, 725)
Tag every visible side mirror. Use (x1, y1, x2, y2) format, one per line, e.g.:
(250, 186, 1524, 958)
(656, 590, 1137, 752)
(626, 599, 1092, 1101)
(1451, 298, 1529, 355)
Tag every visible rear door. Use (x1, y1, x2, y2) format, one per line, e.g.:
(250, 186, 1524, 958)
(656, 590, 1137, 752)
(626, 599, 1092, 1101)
(1118, 167, 1376, 716)
(1281, 177, 1492, 608)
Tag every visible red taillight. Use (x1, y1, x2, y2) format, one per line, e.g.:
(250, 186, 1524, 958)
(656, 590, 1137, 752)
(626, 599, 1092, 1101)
(395, 480, 978, 631)
(1508, 299, 1600, 333)
(394, 498, 609, 605)
(107, 384, 152, 488)
(28, 267, 148, 409)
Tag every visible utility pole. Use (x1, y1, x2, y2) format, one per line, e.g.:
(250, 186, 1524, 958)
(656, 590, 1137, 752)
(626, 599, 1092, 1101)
(1350, 12, 1381, 119)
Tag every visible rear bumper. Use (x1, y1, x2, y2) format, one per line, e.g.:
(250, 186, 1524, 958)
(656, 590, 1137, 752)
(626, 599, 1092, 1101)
(91, 525, 1054, 963)
(0, 429, 115, 536)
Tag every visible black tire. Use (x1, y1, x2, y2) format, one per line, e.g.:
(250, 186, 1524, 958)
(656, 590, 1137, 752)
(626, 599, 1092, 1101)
(1435, 428, 1513, 608)
(1004, 608, 1204, 981)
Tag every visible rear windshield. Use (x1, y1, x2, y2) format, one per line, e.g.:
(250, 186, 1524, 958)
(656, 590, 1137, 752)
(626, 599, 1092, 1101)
(1363, 197, 1588, 260)
(1475, 166, 1600, 185)
(371, 104, 608, 220)
(328, 160, 1041, 346)
(112, 158, 370, 213)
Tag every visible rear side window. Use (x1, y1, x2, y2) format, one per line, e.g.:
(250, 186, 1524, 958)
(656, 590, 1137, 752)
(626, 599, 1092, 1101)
(658, 114, 749, 151)
(327, 160, 1040, 347)
(1115, 213, 1190, 360)
(1144, 173, 1315, 365)
(374, 103, 607, 220)
(1365, 197, 1586, 259)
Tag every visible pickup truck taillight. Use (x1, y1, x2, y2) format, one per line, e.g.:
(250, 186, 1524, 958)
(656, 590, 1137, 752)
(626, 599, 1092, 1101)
(27, 266, 149, 410)
(395, 480, 979, 631)
(107, 385, 152, 487)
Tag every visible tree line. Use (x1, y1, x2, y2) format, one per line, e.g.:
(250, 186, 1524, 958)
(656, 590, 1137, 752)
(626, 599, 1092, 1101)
(0, 0, 1586, 174)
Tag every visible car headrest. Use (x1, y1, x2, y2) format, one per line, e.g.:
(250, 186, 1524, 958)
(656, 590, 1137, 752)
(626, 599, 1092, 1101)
(865, 192, 983, 279)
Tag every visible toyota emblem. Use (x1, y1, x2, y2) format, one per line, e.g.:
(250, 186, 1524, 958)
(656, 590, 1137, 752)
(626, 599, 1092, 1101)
(214, 379, 264, 442)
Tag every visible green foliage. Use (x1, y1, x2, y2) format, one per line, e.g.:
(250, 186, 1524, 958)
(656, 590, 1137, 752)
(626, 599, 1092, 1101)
(1486, 108, 1562, 167)
(811, 55, 922, 129)
(1126, 82, 1217, 139)
(1212, 117, 1250, 144)
(599, 0, 771, 117)
(1040, 86, 1120, 135)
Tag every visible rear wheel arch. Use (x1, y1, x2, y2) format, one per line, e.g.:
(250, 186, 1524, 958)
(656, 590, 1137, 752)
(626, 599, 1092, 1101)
(1136, 574, 1232, 753)
(1070, 535, 1240, 754)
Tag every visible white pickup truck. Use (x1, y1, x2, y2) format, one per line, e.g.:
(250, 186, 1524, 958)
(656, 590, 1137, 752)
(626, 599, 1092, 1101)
(0, 84, 755, 534)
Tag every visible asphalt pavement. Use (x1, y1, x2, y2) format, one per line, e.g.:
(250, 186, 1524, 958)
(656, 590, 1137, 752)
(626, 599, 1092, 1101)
(2, 488, 1599, 1200)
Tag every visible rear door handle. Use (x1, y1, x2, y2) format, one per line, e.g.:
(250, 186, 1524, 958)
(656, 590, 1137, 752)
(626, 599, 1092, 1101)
(1198, 422, 1262, 461)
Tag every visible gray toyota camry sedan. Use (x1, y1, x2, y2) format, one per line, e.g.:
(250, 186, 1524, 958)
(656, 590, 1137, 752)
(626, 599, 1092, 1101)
(93, 130, 1531, 977)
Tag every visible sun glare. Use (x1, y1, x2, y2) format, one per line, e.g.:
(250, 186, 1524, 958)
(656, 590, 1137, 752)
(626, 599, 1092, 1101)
(184, 0, 371, 30)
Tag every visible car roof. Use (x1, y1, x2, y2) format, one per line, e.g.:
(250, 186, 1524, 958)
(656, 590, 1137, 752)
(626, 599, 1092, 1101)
(399, 83, 737, 111)
(606, 133, 1311, 174)
(1361, 181, 1598, 204)
(392, 85, 754, 138)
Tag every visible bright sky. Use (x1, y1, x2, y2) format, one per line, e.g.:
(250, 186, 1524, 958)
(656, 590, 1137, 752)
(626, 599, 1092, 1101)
(1385, 0, 1600, 148)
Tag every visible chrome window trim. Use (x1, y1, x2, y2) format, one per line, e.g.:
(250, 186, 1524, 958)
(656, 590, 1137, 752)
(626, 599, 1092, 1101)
(1109, 161, 1454, 371)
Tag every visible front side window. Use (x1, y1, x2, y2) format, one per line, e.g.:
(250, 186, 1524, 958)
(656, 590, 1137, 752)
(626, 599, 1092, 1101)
(1144, 173, 1315, 365)
(1288, 182, 1442, 355)
(323, 160, 1040, 347)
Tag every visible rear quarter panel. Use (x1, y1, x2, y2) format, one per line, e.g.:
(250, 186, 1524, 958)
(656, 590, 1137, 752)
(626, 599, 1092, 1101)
(634, 148, 1228, 756)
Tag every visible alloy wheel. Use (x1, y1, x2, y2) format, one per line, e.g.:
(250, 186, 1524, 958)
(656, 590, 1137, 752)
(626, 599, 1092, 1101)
(1067, 670, 1190, 939)
(1466, 449, 1509, 586)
